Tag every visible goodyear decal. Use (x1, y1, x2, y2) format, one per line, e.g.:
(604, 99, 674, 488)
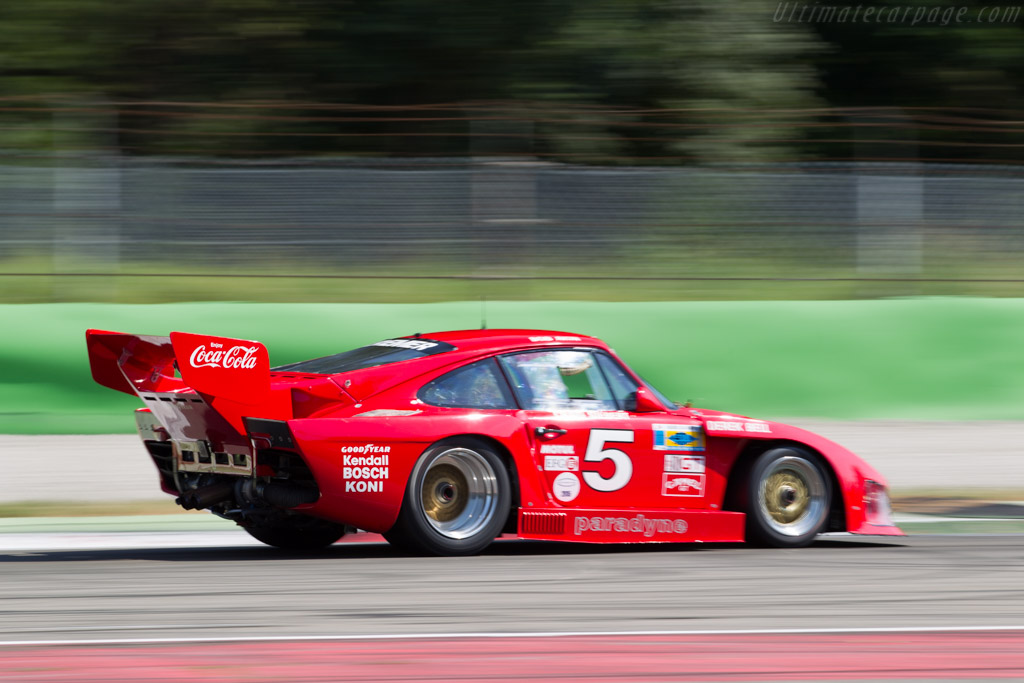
(652, 424, 705, 452)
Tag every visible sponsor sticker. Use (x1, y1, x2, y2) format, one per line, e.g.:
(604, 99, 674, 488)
(661, 472, 705, 497)
(663, 454, 705, 473)
(653, 424, 705, 452)
(706, 420, 771, 434)
(189, 343, 260, 370)
(544, 455, 579, 471)
(540, 444, 575, 455)
(341, 444, 390, 492)
(573, 513, 688, 537)
(552, 472, 581, 502)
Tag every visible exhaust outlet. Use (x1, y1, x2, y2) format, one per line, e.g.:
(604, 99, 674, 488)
(236, 480, 319, 509)
(176, 481, 236, 510)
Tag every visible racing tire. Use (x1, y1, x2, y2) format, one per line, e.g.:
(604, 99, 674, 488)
(243, 515, 347, 550)
(385, 438, 511, 556)
(745, 447, 831, 548)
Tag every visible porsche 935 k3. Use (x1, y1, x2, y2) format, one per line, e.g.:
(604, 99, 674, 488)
(86, 328, 901, 555)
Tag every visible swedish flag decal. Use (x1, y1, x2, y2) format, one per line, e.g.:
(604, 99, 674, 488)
(652, 424, 705, 452)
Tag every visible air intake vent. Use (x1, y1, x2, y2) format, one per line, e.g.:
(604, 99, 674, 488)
(521, 512, 566, 535)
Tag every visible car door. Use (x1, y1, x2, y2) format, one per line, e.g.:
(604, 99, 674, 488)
(591, 352, 710, 508)
(499, 348, 705, 510)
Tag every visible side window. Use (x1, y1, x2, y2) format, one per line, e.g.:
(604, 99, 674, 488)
(595, 353, 640, 409)
(499, 350, 617, 411)
(418, 359, 516, 409)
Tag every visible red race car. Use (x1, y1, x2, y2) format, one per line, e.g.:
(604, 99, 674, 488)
(86, 328, 902, 555)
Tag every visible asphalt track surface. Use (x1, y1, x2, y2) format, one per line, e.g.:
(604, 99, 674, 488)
(3, 422, 1024, 681)
(2, 533, 1024, 680)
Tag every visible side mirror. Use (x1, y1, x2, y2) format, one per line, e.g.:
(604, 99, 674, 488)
(632, 387, 664, 413)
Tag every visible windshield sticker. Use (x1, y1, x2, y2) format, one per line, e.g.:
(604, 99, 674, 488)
(373, 339, 439, 352)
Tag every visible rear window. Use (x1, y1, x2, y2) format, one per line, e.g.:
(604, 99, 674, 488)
(272, 338, 456, 374)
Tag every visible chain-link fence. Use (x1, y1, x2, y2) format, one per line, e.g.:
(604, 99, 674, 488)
(2, 155, 1024, 299)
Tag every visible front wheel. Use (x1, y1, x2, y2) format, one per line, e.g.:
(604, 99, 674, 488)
(385, 438, 510, 556)
(745, 447, 831, 548)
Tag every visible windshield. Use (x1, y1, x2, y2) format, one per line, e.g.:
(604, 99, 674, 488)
(272, 338, 456, 374)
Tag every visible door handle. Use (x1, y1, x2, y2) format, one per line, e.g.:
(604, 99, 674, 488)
(535, 425, 568, 437)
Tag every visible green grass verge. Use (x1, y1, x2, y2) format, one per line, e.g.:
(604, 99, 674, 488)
(3, 297, 1024, 434)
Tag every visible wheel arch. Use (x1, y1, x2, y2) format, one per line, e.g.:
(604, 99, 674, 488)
(723, 438, 846, 533)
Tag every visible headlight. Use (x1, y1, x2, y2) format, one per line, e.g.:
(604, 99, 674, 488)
(864, 479, 894, 526)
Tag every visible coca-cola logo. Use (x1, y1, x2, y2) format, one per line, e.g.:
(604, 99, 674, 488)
(188, 342, 259, 370)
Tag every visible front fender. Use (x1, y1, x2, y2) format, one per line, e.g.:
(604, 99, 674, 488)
(708, 417, 901, 536)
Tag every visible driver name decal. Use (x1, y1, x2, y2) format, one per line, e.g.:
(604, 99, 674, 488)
(706, 420, 771, 434)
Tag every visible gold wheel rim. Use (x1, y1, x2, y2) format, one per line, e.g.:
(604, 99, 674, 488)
(762, 471, 810, 525)
(421, 463, 469, 524)
(756, 455, 827, 537)
(416, 447, 500, 540)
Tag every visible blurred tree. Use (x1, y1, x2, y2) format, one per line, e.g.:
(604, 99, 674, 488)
(0, 0, 1021, 163)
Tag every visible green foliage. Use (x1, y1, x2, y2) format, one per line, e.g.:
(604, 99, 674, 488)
(1, 1, 1022, 161)
(0, 0, 823, 161)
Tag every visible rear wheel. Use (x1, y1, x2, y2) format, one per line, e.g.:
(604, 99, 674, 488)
(385, 438, 510, 556)
(745, 447, 830, 548)
(243, 515, 347, 550)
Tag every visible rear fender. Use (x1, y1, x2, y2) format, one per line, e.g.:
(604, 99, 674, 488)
(288, 412, 535, 532)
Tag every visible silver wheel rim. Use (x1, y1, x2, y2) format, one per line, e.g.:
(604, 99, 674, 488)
(757, 455, 827, 537)
(419, 447, 499, 540)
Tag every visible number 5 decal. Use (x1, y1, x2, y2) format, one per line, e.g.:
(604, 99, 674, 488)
(583, 429, 634, 492)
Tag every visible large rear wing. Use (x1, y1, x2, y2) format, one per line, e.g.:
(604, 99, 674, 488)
(86, 330, 270, 403)
(86, 329, 273, 434)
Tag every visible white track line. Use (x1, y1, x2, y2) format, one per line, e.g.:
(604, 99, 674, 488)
(3, 625, 1024, 647)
